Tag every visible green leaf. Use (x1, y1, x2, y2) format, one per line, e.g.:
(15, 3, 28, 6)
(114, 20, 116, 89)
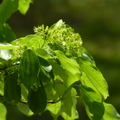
(0, 23, 16, 42)
(0, 81, 4, 102)
(35, 48, 52, 60)
(4, 71, 21, 104)
(44, 82, 57, 101)
(47, 101, 62, 120)
(49, 61, 68, 83)
(17, 103, 34, 116)
(20, 84, 28, 102)
(55, 50, 80, 75)
(18, 0, 34, 14)
(0, 50, 12, 60)
(0, 0, 19, 25)
(19, 49, 40, 90)
(80, 85, 104, 120)
(103, 103, 120, 120)
(65, 71, 80, 88)
(61, 87, 79, 120)
(80, 47, 95, 66)
(0, 103, 7, 120)
(0, 81, 4, 95)
(0, 43, 18, 50)
(80, 61, 109, 100)
(28, 82, 47, 114)
(12, 35, 44, 48)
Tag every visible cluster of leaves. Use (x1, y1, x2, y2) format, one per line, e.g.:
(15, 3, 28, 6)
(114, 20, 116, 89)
(0, 0, 120, 120)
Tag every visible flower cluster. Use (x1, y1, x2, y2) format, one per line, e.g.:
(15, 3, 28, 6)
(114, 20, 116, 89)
(34, 20, 82, 56)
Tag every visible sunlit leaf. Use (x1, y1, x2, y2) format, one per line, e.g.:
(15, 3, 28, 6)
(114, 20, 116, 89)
(49, 61, 68, 82)
(12, 34, 44, 48)
(55, 50, 80, 75)
(80, 61, 109, 100)
(0, 0, 19, 25)
(35, 48, 52, 60)
(0, 43, 18, 50)
(0, 81, 4, 96)
(0, 103, 7, 120)
(17, 103, 33, 116)
(0, 50, 12, 60)
(80, 47, 95, 66)
(65, 71, 80, 88)
(61, 87, 79, 120)
(103, 103, 120, 120)
(18, 0, 34, 14)
(46, 101, 62, 120)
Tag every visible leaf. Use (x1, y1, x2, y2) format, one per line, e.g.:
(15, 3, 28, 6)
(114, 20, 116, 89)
(80, 85, 104, 120)
(0, 81, 4, 96)
(20, 84, 28, 102)
(35, 48, 52, 60)
(0, 50, 12, 60)
(0, 103, 7, 120)
(12, 35, 44, 48)
(0, 43, 18, 50)
(80, 47, 95, 66)
(61, 87, 79, 120)
(0, 81, 4, 102)
(0, 23, 16, 42)
(55, 50, 80, 75)
(28, 82, 47, 114)
(0, 0, 19, 25)
(46, 101, 62, 120)
(17, 103, 33, 116)
(80, 61, 109, 100)
(44, 81, 57, 101)
(4, 71, 21, 104)
(103, 103, 120, 120)
(19, 49, 40, 91)
(49, 61, 68, 82)
(18, 0, 34, 14)
(65, 71, 80, 88)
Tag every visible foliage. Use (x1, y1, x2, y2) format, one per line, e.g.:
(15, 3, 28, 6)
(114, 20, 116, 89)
(0, 0, 120, 120)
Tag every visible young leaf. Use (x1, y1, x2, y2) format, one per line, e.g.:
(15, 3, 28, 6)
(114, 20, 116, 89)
(12, 35, 44, 49)
(19, 49, 40, 91)
(0, 0, 19, 25)
(4, 71, 21, 104)
(18, 0, 34, 14)
(103, 103, 120, 120)
(28, 82, 47, 114)
(0, 103, 7, 120)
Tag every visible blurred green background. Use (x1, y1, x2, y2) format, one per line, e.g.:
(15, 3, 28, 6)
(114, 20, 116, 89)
(5, 0, 120, 119)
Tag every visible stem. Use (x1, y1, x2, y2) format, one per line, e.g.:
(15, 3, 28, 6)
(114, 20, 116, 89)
(0, 63, 19, 71)
(0, 95, 55, 104)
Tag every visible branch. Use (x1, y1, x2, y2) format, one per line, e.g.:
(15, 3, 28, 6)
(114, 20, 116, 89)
(0, 95, 55, 104)
(0, 63, 19, 70)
